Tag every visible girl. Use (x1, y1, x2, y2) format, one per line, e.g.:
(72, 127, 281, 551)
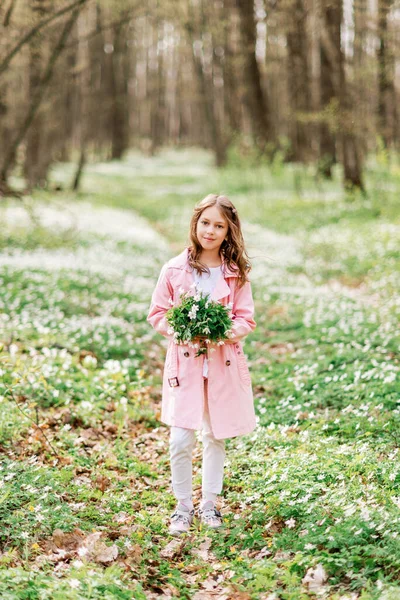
(147, 194, 256, 535)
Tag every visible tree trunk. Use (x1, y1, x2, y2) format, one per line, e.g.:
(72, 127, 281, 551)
(319, 1, 339, 178)
(377, 0, 397, 148)
(319, 0, 364, 190)
(24, 0, 52, 189)
(336, 1, 364, 191)
(286, 0, 311, 162)
(221, 0, 242, 140)
(236, 0, 272, 151)
(110, 23, 129, 160)
(184, 2, 227, 167)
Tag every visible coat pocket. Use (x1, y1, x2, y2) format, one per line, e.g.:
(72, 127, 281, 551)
(234, 345, 252, 386)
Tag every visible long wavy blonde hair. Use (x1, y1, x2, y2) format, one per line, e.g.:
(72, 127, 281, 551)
(188, 194, 251, 288)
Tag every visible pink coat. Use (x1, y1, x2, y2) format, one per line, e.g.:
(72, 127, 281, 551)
(147, 248, 257, 440)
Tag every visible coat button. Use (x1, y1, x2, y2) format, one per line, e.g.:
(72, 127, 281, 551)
(184, 351, 189, 357)
(235, 344, 239, 348)
(226, 360, 231, 366)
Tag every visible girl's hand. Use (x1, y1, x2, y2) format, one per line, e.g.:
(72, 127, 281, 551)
(192, 335, 207, 346)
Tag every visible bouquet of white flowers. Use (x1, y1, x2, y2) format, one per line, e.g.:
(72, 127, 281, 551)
(166, 289, 233, 356)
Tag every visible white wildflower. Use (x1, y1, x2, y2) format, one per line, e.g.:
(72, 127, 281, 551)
(72, 560, 84, 569)
(188, 304, 199, 320)
(82, 355, 97, 369)
(69, 579, 81, 589)
(285, 517, 296, 528)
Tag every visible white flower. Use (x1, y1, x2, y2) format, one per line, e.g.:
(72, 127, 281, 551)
(72, 560, 84, 569)
(82, 355, 97, 369)
(77, 546, 88, 557)
(167, 327, 174, 335)
(217, 340, 225, 346)
(69, 579, 81, 589)
(285, 518, 296, 528)
(188, 304, 199, 320)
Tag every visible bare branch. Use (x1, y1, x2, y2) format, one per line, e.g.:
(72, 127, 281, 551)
(63, 5, 142, 50)
(0, 0, 89, 76)
(3, 0, 18, 27)
(1, 1, 87, 181)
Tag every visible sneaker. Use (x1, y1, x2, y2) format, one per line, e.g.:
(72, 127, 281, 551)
(198, 501, 223, 529)
(168, 507, 195, 536)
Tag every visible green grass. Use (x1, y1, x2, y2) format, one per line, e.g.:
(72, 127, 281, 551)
(0, 148, 399, 598)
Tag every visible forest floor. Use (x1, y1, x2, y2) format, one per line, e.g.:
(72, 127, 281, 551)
(0, 149, 400, 599)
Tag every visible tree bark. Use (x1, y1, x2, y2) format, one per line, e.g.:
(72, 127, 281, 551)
(286, 0, 311, 162)
(319, 0, 364, 190)
(319, 0, 339, 178)
(24, 0, 52, 189)
(184, 2, 227, 167)
(377, 0, 397, 148)
(109, 22, 129, 160)
(223, 1, 242, 136)
(236, 0, 272, 151)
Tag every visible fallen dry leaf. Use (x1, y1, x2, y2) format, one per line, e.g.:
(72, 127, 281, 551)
(94, 474, 111, 492)
(47, 528, 85, 552)
(302, 563, 328, 592)
(78, 531, 118, 564)
(160, 538, 185, 559)
(125, 544, 143, 563)
(191, 538, 213, 562)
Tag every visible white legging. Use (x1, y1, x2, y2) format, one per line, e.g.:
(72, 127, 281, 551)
(169, 379, 226, 500)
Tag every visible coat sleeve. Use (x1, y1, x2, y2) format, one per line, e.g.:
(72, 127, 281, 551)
(228, 279, 256, 342)
(147, 263, 174, 339)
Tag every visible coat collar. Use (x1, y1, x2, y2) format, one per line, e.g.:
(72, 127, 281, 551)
(168, 247, 239, 278)
(168, 248, 236, 302)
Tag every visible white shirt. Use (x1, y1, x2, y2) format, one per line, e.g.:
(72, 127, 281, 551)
(194, 265, 222, 378)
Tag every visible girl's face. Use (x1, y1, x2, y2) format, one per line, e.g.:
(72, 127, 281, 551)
(196, 206, 229, 253)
